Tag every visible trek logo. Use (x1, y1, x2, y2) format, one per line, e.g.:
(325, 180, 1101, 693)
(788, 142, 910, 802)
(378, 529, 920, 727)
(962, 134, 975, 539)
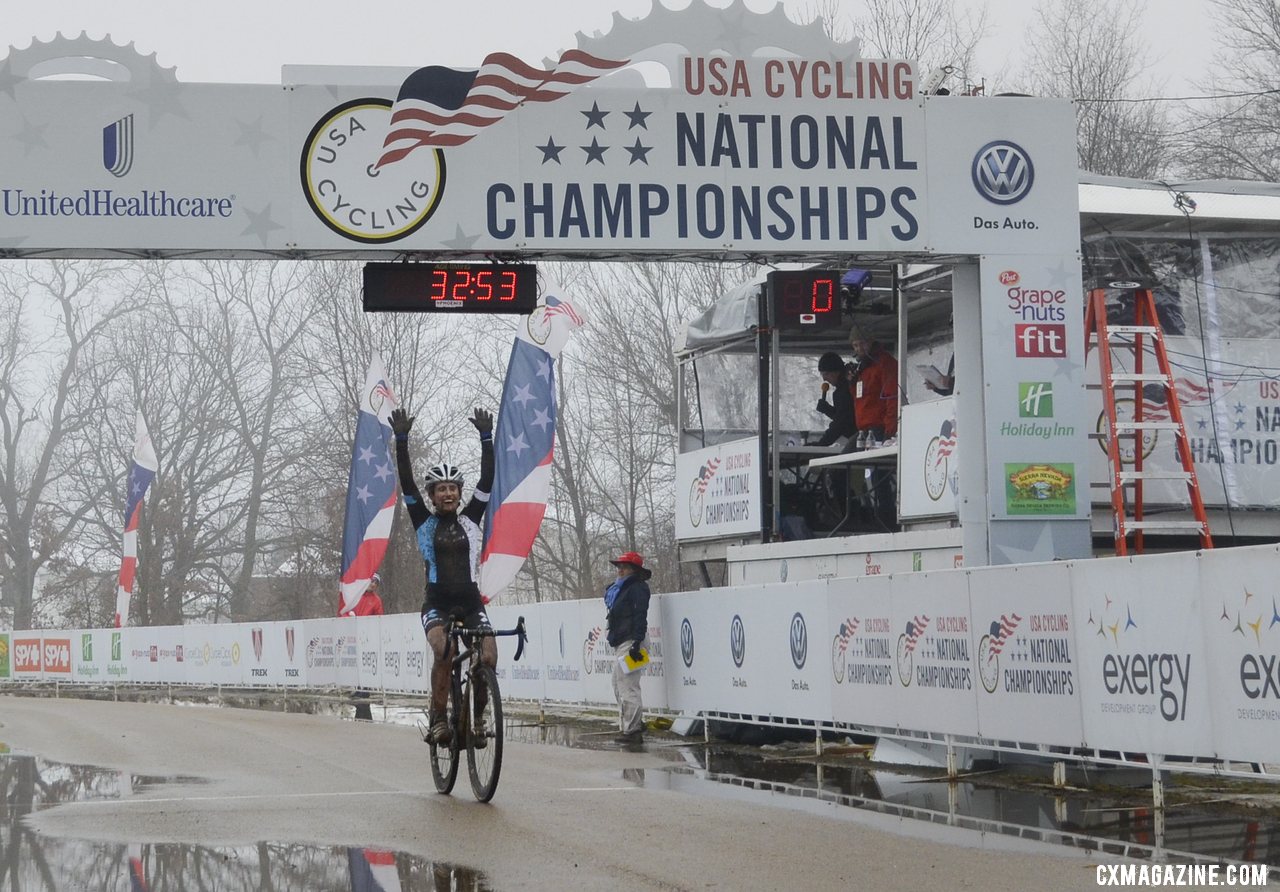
(730, 615, 746, 668)
(1015, 323, 1066, 358)
(1019, 382, 1054, 418)
(1101, 652, 1191, 722)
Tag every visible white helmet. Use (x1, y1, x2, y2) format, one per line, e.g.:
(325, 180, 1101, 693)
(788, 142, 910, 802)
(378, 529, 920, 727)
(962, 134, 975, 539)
(425, 463, 464, 492)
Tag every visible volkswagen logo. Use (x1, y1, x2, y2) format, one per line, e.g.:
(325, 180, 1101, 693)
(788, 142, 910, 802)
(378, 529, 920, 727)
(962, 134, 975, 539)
(972, 140, 1034, 205)
(730, 614, 746, 668)
(790, 612, 808, 670)
(680, 618, 695, 668)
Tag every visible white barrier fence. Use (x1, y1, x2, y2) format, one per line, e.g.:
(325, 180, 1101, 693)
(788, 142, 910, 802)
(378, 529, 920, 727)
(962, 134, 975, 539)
(3, 544, 1280, 766)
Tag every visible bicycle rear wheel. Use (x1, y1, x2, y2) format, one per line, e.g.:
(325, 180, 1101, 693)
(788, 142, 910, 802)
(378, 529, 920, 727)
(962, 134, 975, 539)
(429, 678, 461, 794)
(466, 664, 504, 802)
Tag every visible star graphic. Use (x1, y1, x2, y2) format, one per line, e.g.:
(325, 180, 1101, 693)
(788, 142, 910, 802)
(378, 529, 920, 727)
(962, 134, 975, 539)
(233, 117, 272, 156)
(624, 138, 652, 164)
(581, 101, 609, 129)
(1087, 610, 1095, 626)
(581, 137, 608, 164)
(531, 407, 553, 432)
(131, 480, 142, 496)
(1105, 594, 1113, 610)
(1247, 616, 1263, 644)
(356, 485, 372, 504)
(1270, 598, 1280, 628)
(13, 116, 49, 155)
(1197, 418, 1208, 430)
(1097, 624, 1108, 639)
(240, 204, 284, 245)
(512, 383, 535, 407)
(505, 432, 529, 456)
(1234, 402, 1247, 414)
(0, 60, 22, 100)
(623, 102, 651, 130)
(536, 137, 564, 164)
(442, 225, 481, 250)
(1108, 621, 1120, 643)
(357, 444, 377, 464)
(1245, 587, 1255, 602)
(536, 359, 552, 380)
(1233, 612, 1245, 637)
(129, 78, 189, 122)
(1235, 419, 1247, 431)
(1124, 606, 1137, 631)
(373, 462, 393, 482)
(1221, 603, 1230, 621)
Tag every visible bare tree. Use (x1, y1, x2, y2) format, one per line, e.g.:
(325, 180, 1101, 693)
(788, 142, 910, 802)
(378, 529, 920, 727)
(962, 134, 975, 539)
(1177, 0, 1280, 180)
(1018, 0, 1171, 178)
(0, 261, 141, 629)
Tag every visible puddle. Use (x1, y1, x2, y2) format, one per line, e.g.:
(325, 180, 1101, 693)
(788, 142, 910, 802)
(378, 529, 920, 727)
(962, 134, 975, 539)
(505, 717, 1280, 870)
(0, 752, 491, 890)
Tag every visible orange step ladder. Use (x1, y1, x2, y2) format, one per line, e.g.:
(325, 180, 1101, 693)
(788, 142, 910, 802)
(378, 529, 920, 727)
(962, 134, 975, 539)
(1084, 288, 1213, 555)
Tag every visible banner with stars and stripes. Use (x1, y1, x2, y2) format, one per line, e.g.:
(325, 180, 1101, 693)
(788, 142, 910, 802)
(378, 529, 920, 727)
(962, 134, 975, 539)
(114, 414, 158, 628)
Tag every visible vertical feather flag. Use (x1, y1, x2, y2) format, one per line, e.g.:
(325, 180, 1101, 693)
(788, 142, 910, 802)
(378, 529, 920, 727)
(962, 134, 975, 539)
(338, 355, 398, 615)
(114, 414, 157, 628)
(480, 296, 584, 600)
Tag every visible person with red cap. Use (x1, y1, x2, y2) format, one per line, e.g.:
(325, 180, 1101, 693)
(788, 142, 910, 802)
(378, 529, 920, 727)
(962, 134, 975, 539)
(604, 550, 652, 744)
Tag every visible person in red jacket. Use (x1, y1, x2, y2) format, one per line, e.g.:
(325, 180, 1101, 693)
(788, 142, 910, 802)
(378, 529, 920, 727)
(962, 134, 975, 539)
(351, 573, 385, 720)
(849, 325, 899, 529)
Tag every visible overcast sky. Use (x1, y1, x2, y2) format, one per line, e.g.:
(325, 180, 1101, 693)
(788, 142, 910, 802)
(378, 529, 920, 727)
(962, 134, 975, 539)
(6, 0, 1216, 95)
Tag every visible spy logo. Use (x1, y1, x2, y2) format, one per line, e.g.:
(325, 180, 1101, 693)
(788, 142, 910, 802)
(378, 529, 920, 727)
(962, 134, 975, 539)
(680, 618, 695, 668)
(972, 140, 1034, 205)
(789, 613, 807, 670)
(730, 614, 746, 668)
(1019, 382, 1054, 418)
(300, 98, 445, 244)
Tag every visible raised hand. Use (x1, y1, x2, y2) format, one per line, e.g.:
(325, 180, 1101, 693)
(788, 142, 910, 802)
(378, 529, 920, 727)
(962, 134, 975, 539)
(469, 407, 494, 436)
(390, 407, 415, 436)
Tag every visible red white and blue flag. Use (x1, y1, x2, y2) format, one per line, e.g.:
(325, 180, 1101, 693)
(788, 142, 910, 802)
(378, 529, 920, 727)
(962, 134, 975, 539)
(348, 848, 402, 892)
(114, 414, 157, 628)
(339, 355, 398, 616)
(376, 50, 627, 169)
(479, 296, 585, 600)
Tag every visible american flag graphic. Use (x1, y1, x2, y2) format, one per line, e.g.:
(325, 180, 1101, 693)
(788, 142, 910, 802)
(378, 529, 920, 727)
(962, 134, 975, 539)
(377, 50, 629, 169)
(836, 617, 859, 653)
(935, 419, 956, 466)
(903, 615, 931, 653)
(696, 458, 721, 495)
(987, 613, 1023, 656)
(338, 356, 398, 616)
(479, 296, 585, 600)
(114, 414, 157, 628)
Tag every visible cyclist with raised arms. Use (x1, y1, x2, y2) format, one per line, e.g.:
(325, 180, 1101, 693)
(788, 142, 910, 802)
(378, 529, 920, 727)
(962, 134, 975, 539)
(390, 405, 496, 744)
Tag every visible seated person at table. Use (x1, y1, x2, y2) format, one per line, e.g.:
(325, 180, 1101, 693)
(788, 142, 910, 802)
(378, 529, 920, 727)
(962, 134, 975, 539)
(813, 352, 857, 450)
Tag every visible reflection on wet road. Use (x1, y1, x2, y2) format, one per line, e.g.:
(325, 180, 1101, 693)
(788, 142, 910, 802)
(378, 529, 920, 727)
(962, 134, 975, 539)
(506, 719, 1280, 871)
(0, 752, 489, 890)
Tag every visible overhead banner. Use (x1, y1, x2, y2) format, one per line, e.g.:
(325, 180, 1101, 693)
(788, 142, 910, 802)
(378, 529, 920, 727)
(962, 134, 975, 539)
(0, 26, 1077, 258)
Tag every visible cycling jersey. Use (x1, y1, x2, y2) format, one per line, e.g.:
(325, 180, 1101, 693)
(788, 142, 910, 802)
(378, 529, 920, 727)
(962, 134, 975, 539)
(395, 432, 494, 617)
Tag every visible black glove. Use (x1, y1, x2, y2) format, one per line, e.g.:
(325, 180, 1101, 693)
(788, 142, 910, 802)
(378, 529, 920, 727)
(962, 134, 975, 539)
(469, 407, 494, 436)
(389, 407, 414, 437)
(815, 398, 828, 413)
(629, 644, 643, 662)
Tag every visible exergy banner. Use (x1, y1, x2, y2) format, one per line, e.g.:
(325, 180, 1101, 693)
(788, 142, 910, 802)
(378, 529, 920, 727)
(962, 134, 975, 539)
(0, 33, 1077, 258)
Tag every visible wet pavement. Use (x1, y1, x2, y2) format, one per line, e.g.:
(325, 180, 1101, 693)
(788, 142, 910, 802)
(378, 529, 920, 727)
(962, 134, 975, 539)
(2, 702, 1277, 888)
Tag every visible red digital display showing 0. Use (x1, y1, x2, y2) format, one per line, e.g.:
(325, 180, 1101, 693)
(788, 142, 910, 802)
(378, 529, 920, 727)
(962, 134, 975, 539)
(766, 270, 843, 331)
(363, 262, 538, 314)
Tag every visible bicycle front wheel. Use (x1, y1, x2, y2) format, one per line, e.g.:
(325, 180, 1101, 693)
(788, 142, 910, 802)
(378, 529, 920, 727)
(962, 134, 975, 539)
(429, 678, 461, 795)
(466, 664, 504, 802)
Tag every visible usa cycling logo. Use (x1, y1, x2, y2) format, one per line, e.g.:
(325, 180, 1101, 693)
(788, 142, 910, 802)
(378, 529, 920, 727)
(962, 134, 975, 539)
(680, 618, 695, 668)
(972, 141, 1034, 205)
(730, 614, 746, 668)
(789, 613, 807, 670)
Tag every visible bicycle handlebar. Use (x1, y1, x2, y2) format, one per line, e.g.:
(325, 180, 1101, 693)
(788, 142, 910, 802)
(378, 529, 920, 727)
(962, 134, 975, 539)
(448, 615, 528, 661)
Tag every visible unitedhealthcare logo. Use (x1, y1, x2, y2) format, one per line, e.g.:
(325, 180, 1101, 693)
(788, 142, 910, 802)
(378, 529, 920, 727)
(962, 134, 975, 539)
(972, 141, 1034, 205)
(103, 114, 135, 178)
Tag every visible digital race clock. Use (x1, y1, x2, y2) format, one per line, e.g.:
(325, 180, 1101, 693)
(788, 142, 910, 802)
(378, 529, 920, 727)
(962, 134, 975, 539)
(363, 262, 539, 313)
(766, 270, 843, 331)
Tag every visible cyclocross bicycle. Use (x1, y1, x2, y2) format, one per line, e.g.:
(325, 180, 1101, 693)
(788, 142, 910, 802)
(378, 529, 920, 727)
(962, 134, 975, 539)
(425, 614, 527, 802)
